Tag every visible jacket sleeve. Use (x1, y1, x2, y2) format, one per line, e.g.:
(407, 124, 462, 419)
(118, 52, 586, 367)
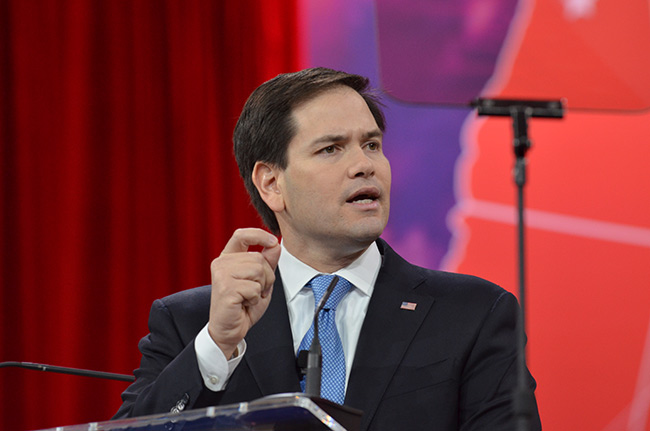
(112, 298, 208, 418)
(458, 291, 542, 431)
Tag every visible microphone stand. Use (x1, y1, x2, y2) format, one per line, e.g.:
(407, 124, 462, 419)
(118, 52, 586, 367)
(472, 98, 564, 431)
(0, 361, 135, 382)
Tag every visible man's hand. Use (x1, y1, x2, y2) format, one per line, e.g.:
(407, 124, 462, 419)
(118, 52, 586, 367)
(207, 228, 281, 359)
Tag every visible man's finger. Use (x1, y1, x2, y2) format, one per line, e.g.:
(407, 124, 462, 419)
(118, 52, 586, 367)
(221, 228, 278, 254)
(261, 242, 282, 273)
(259, 253, 277, 297)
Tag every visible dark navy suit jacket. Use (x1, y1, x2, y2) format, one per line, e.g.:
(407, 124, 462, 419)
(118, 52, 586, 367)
(114, 240, 541, 430)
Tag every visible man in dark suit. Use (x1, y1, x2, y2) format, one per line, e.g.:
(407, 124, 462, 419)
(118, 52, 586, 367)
(114, 68, 541, 430)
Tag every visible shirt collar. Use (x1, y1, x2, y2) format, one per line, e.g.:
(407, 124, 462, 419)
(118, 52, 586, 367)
(278, 241, 381, 301)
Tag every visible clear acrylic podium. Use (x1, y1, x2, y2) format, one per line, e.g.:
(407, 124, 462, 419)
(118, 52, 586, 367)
(38, 393, 361, 431)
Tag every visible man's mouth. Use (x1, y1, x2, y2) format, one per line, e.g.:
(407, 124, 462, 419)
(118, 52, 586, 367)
(346, 188, 380, 204)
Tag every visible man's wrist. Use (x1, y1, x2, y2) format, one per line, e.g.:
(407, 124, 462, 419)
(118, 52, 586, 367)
(195, 325, 246, 392)
(207, 325, 240, 360)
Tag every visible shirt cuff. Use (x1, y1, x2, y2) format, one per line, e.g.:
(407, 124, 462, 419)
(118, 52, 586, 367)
(194, 324, 246, 392)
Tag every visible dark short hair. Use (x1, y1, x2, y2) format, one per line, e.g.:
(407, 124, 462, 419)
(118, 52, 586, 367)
(233, 67, 386, 234)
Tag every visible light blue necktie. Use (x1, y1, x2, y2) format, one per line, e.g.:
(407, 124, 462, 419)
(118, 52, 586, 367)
(298, 274, 352, 404)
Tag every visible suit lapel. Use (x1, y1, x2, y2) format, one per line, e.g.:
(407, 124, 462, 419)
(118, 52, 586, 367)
(243, 272, 302, 395)
(345, 241, 435, 431)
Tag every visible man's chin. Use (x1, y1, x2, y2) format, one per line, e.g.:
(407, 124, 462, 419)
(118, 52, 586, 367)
(344, 220, 386, 246)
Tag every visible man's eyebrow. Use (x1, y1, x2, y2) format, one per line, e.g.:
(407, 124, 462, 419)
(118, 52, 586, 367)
(312, 134, 347, 145)
(311, 129, 383, 146)
(362, 129, 383, 140)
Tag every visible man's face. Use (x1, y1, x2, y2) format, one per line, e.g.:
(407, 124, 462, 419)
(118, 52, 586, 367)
(273, 86, 391, 257)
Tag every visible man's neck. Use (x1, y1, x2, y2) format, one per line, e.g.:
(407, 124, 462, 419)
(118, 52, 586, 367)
(281, 239, 373, 273)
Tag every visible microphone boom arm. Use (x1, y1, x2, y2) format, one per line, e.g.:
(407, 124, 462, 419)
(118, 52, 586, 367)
(0, 361, 135, 382)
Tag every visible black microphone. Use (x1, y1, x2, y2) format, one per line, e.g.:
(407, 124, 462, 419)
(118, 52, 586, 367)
(0, 361, 135, 382)
(299, 275, 340, 398)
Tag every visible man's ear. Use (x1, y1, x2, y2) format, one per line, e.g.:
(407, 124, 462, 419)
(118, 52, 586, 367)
(252, 161, 284, 212)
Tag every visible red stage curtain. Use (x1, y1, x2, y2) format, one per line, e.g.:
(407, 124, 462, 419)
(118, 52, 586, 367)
(0, 1, 301, 429)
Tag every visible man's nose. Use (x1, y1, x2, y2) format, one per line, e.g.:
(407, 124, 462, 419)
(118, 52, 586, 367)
(348, 147, 375, 178)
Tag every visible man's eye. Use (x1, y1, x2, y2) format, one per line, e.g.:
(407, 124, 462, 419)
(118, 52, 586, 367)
(322, 145, 336, 154)
(367, 141, 379, 150)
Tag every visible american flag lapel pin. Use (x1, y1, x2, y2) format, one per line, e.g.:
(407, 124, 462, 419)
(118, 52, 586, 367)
(400, 301, 417, 311)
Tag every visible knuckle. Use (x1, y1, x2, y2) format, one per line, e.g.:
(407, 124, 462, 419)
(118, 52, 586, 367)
(252, 252, 266, 264)
(210, 258, 227, 275)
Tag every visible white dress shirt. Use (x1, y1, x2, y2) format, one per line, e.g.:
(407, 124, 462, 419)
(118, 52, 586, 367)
(195, 241, 382, 392)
